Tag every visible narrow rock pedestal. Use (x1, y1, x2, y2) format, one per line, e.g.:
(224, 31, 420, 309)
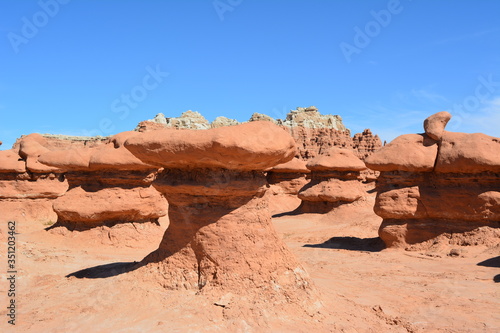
(124, 122, 320, 311)
(144, 169, 311, 296)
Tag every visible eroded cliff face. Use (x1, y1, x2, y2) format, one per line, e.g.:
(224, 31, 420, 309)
(284, 126, 353, 160)
(366, 112, 500, 247)
(352, 129, 381, 160)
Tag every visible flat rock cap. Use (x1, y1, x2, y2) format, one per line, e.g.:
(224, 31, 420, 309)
(435, 132, 500, 173)
(271, 158, 309, 173)
(124, 121, 296, 170)
(38, 134, 155, 172)
(0, 150, 26, 173)
(306, 148, 366, 171)
(365, 134, 438, 172)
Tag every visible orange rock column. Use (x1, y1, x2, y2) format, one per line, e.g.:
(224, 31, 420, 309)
(142, 168, 312, 296)
(124, 122, 319, 306)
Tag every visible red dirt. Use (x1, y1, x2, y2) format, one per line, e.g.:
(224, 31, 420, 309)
(1, 193, 498, 332)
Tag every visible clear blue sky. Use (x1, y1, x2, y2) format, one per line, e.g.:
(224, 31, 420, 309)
(1, 0, 499, 149)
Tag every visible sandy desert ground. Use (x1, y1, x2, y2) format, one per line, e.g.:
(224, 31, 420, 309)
(1, 194, 499, 333)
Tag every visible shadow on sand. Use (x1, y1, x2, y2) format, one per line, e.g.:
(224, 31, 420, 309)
(477, 256, 500, 268)
(272, 209, 302, 218)
(66, 261, 144, 279)
(477, 256, 500, 283)
(304, 236, 385, 252)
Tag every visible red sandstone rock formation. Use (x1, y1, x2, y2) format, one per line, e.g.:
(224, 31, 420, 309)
(0, 135, 69, 226)
(266, 158, 310, 214)
(297, 148, 367, 213)
(423, 111, 451, 140)
(267, 157, 310, 195)
(284, 126, 353, 160)
(12, 133, 107, 151)
(352, 129, 382, 160)
(38, 132, 167, 229)
(366, 111, 500, 247)
(136, 107, 382, 160)
(2, 107, 382, 229)
(124, 121, 319, 310)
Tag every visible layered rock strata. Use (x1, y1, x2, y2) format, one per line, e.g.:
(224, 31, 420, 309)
(0, 134, 68, 226)
(298, 148, 367, 213)
(13, 133, 107, 151)
(38, 132, 167, 229)
(123, 121, 318, 307)
(267, 157, 310, 195)
(366, 111, 500, 247)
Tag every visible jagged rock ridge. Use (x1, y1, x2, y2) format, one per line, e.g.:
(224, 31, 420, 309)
(136, 107, 382, 160)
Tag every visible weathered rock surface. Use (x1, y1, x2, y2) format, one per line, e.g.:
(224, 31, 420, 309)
(435, 132, 500, 173)
(367, 112, 500, 247)
(0, 173, 67, 199)
(38, 132, 167, 229)
(124, 121, 319, 311)
(365, 134, 438, 172)
(125, 121, 296, 170)
(305, 148, 367, 172)
(135, 120, 167, 132)
(267, 157, 310, 196)
(352, 129, 383, 160)
(423, 111, 451, 141)
(285, 126, 354, 160)
(0, 136, 69, 225)
(211, 116, 239, 128)
(298, 148, 367, 213)
(275, 106, 346, 131)
(53, 186, 166, 228)
(142, 110, 211, 129)
(12, 133, 107, 151)
(0, 149, 26, 174)
(137, 107, 382, 161)
(2, 107, 381, 231)
(248, 112, 276, 123)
